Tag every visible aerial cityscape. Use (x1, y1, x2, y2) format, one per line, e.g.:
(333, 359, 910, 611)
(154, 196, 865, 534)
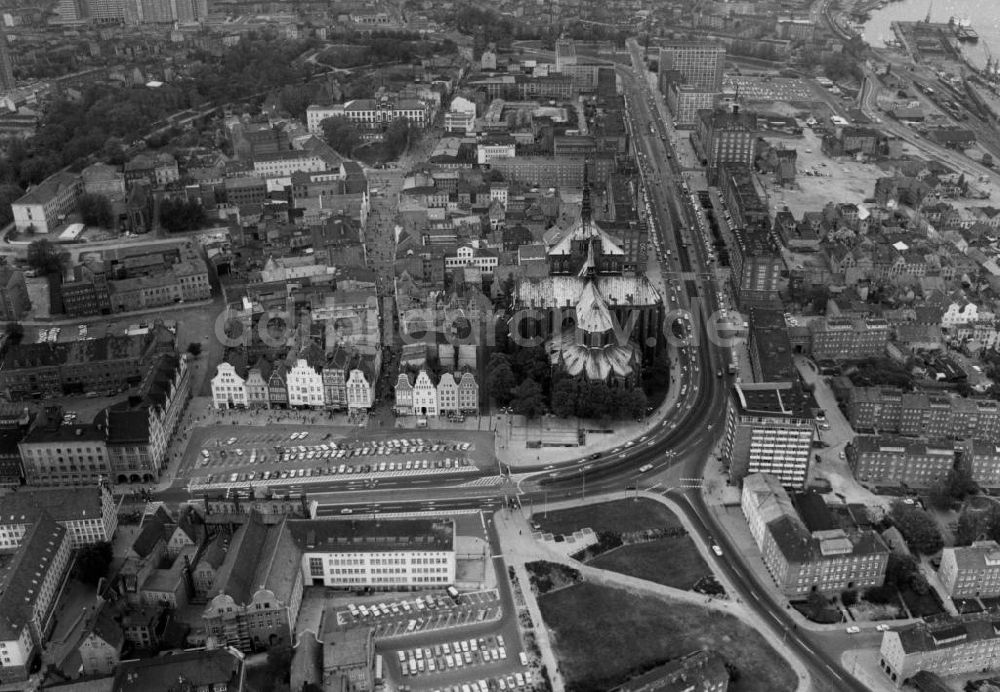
(4, 0, 1000, 690)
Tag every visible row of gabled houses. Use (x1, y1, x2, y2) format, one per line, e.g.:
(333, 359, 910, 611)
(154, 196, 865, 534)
(211, 346, 381, 412)
(393, 369, 480, 417)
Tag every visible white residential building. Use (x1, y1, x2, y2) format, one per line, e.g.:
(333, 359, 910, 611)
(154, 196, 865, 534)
(253, 151, 331, 178)
(346, 367, 374, 412)
(211, 362, 248, 409)
(0, 515, 72, 684)
(306, 99, 429, 136)
(0, 485, 118, 550)
(291, 519, 456, 589)
(11, 171, 82, 234)
(412, 370, 438, 417)
(286, 359, 325, 408)
(444, 245, 499, 274)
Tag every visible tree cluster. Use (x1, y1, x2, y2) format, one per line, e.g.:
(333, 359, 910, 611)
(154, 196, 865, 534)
(846, 357, 914, 390)
(889, 500, 944, 555)
(26, 239, 69, 276)
(78, 193, 114, 229)
(551, 377, 647, 420)
(159, 197, 207, 233)
(316, 35, 457, 69)
(927, 464, 978, 511)
(954, 501, 1000, 546)
(321, 116, 363, 157)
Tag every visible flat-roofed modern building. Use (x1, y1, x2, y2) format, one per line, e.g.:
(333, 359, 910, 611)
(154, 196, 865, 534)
(810, 316, 891, 361)
(289, 518, 456, 589)
(938, 541, 1000, 598)
(879, 614, 1000, 686)
(722, 383, 817, 490)
(847, 436, 956, 490)
(658, 42, 725, 91)
(0, 483, 117, 549)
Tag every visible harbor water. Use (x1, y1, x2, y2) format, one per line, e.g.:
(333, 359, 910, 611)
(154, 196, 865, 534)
(862, 0, 1000, 71)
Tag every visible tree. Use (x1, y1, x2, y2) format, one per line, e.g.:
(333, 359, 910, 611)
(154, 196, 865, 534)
(487, 356, 517, 406)
(841, 589, 858, 607)
(863, 584, 897, 604)
(74, 541, 113, 585)
(551, 377, 580, 418)
(159, 197, 207, 233)
(889, 501, 944, 555)
(954, 502, 1000, 546)
(928, 465, 978, 510)
(614, 388, 648, 419)
(0, 184, 23, 228)
(26, 239, 68, 276)
(187, 342, 203, 358)
(78, 193, 114, 228)
(4, 322, 23, 346)
(511, 377, 545, 418)
(321, 116, 362, 156)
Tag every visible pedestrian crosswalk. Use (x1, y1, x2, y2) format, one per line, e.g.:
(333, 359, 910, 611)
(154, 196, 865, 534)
(457, 476, 506, 488)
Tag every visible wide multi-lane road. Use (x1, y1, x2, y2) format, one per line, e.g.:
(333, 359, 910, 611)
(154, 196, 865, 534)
(162, 45, 873, 692)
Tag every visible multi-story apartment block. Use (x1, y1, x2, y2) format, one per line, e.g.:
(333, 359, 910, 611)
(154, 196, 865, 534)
(658, 43, 725, 91)
(286, 359, 325, 408)
(720, 166, 781, 309)
(18, 414, 109, 487)
(306, 99, 429, 137)
(847, 436, 956, 490)
(489, 156, 585, 189)
(721, 383, 816, 490)
(879, 614, 1000, 686)
(938, 541, 1000, 598)
(252, 151, 332, 179)
(809, 317, 890, 361)
(0, 514, 73, 684)
(846, 387, 1000, 443)
(741, 474, 890, 597)
(966, 440, 1000, 488)
(0, 331, 166, 400)
(696, 107, 757, 184)
(202, 514, 303, 652)
(665, 85, 719, 129)
(0, 484, 117, 549)
(98, 353, 191, 484)
(292, 519, 456, 589)
(11, 171, 82, 234)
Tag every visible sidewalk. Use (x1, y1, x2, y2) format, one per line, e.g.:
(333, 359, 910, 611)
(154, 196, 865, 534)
(493, 492, 813, 692)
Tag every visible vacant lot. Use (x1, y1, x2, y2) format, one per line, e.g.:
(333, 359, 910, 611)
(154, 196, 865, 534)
(540, 582, 797, 692)
(533, 499, 682, 536)
(589, 536, 709, 591)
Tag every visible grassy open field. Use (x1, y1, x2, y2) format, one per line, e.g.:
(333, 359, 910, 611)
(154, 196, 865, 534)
(532, 499, 682, 536)
(588, 536, 710, 591)
(539, 582, 797, 692)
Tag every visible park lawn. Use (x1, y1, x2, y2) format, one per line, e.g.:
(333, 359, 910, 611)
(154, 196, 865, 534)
(589, 536, 709, 590)
(533, 499, 682, 536)
(539, 582, 796, 692)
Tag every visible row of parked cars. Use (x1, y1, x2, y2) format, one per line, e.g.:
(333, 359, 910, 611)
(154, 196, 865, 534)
(280, 438, 472, 461)
(348, 596, 451, 621)
(418, 670, 536, 692)
(398, 635, 517, 677)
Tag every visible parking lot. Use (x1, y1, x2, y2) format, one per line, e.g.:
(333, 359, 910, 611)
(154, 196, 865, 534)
(187, 431, 479, 490)
(723, 76, 815, 102)
(390, 633, 538, 691)
(336, 591, 501, 636)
